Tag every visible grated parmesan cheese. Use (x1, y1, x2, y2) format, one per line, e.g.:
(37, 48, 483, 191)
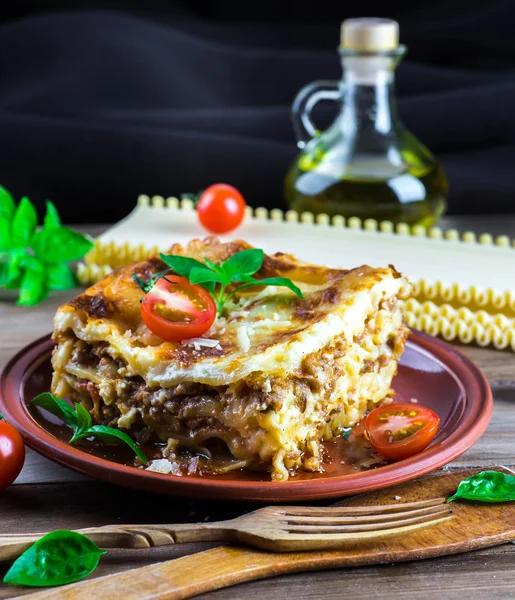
(146, 459, 184, 476)
(146, 459, 173, 474)
(181, 338, 222, 351)
(230, 311, 250, 319)
(237, 325, 251, 351)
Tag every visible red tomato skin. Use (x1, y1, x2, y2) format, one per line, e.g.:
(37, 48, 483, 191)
(140, 276, 216, 342)
(0, 422, 25, 491)
(364, 402, 440, 461)
(197, 184, 246, 234)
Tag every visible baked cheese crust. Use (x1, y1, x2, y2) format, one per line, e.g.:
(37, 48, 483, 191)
(51, 237, 411, 480)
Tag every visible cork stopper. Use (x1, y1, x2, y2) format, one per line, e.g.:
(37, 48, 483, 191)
(341, 18, 399, 51)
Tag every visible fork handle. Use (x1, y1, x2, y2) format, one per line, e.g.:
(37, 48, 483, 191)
(0, 523, 229, 563)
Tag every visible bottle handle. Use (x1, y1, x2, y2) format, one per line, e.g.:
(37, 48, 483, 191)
(291, 80, 341, 149)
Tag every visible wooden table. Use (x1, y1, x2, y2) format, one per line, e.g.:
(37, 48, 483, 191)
(1, 217, 515, 599)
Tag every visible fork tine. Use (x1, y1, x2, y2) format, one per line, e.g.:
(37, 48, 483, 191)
(277, 497, 445, 518)
(281, 507, 453, 534)
(282, 503, 448, 526)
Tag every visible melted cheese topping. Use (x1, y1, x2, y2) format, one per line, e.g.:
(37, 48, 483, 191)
(53, 238, 409, 387)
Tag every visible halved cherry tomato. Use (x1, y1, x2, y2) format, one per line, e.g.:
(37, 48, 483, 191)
(0, 419, 25, 490)
(197, 183, 246, 234)
(141, 276, 216, 342)
(364, 402, 440, 461)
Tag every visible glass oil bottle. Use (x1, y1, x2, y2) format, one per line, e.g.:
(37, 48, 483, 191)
(284, 18, 448, 227)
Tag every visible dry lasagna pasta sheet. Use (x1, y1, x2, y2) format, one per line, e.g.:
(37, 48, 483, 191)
(78, 195, 515, 351)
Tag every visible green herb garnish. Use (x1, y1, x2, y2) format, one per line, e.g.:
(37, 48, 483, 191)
(0, 186, 93, 305)
(132, 268, 177, 294)
(3, 530, 105, 587)
(447, 470, 515, 503)
(32, 392, 147, 464)
(133, 248, 303, 317)
(342, 427, 353, 441)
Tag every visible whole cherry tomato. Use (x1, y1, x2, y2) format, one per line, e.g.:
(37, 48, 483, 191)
(364, 402, 440, 461)
(0, 418, 25, 490)
(197, 184, 246, 234)
(140, 275, 216, 342)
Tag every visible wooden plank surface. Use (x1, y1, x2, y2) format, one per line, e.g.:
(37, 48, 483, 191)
(1, 218, 515, 598)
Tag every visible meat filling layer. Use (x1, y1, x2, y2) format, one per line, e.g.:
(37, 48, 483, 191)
(52, 301, 408, 480)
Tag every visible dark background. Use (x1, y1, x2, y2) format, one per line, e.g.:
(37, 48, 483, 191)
(0, 1, 514, 223)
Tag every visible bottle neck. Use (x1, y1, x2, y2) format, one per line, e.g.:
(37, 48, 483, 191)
(339, 53, 402, 136)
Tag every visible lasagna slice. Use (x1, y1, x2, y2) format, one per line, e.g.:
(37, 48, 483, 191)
(51, 237, 411, 481)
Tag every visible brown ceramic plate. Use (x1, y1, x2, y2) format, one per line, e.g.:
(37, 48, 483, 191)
(0, 332, 492, 502)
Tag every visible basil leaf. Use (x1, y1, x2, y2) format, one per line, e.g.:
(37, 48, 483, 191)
(47, 263, 78, 290)
(82, 425, 148, 464)
(3, 248, 28, 286)
(3, 530, 105, 587)
(237, 274, 257, 284)
(0, 187, 16, 250)
(32, 392, 78, 429)
(70, 403, 92, 443)
(222, 248, 264, 280)
(3, 271, 24, 290)
(32, 393, 147, 463)
(198, 280, 216, 294)
(159, 254, 210, 278)
(2, 249, 44, 291)
(253, 277, 304, 298)
(447, 470, 515, 503)
(0, 190, 86, 306)
(32, 226, 93, 263)
(158, 255, 220, 293)
(11, 197, 38, 248)
(43, 200, 61, 230)
(17, 260, 48, 306)
(0, 262, 8, 286)
(204, 257, 227, 277)
(0, 185, 15, 223)
(0, 219, 10, 251)
(189, 266, 225, 286)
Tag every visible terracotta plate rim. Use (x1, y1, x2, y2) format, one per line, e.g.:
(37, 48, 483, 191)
(0, 331, 493, 502)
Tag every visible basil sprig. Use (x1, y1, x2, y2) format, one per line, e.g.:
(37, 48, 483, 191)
(32, 392, 148, 464)
(4, 530, 105, 587)
(0, 186, 93, 305)
(447, 470, 515, 503)
(133, 248, 304, 317)
(132, 268, 176, 294)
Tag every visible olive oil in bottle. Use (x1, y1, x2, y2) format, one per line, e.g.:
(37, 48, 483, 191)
(284, 18, 448, 227)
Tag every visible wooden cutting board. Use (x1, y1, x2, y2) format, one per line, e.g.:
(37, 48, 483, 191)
(20, 467, 515, 600)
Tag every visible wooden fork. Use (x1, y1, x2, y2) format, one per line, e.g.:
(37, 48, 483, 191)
(0, 497, 451, 561)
